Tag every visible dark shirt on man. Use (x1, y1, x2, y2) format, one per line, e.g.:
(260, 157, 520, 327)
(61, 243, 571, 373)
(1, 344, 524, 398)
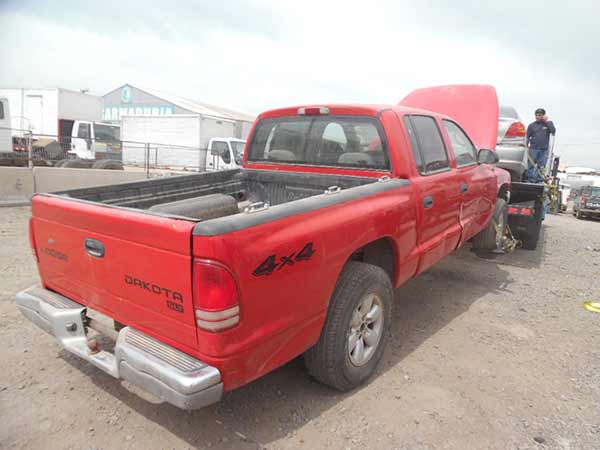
(527, 120, 556, 150)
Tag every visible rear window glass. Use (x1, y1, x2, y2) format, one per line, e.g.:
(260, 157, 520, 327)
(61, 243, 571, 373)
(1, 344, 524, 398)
(499, 106, 519, 119)
(247, 115, 390, 170)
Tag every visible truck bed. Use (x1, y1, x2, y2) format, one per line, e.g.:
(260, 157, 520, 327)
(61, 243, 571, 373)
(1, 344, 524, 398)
(52, 168, 383, 219)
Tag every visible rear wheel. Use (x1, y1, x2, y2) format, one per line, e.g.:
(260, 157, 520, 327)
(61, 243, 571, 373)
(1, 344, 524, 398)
(576, 210, 584, 220)
(304, 261, 393, 391)
(472, 198, 507, 251)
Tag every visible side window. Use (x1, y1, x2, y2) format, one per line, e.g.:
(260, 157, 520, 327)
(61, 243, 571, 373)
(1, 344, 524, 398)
(403, 117, 424, 172)
(211, 141, 231, 164)
(407, 115, 450, 173)
(0, 101, 4, 120)
(77, 123, 91, 139)
(443, 120, 478, 167)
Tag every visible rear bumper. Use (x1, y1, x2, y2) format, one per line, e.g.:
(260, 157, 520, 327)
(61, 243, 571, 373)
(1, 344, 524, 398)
(579, 208, 600, 216)
(16, 286, 223, 409)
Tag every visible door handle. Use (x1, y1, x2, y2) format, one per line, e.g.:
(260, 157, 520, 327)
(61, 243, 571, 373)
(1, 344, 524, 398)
(423, 196, 434, 209)
(85, 238, 105, 258)
(460, 183, 469, 193)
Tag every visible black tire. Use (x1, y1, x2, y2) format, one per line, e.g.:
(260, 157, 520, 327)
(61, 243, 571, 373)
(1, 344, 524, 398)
(576, 210, 584, 220)
(62, 159, 91, 169)
(43, 141, 64, 160)
(521, 218, 542, 250)
(91, 159, 124, 170)
(304, 261, 393, 391)
(53, 159, 70, 167)
(472, 198, 507, 251)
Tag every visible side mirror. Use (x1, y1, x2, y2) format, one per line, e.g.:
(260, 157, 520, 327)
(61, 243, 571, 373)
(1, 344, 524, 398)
(478, 148, 499, 165)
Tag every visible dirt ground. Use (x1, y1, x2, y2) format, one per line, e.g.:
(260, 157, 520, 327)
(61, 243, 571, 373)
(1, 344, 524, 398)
(1, 207, 599, 450)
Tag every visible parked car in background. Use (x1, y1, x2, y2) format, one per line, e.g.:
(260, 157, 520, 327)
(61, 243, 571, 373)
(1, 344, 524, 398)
(495, 105, 528, 182)
(572, 185, 600, 219)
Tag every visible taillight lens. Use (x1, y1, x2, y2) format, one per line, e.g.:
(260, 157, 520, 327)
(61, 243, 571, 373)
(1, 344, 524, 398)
(582, 197, 587, 204)
(505, 122, 526, 138)
(192, 260, 240, 332)
(507, 207, 533, 216)
(29, 218, 38, 261)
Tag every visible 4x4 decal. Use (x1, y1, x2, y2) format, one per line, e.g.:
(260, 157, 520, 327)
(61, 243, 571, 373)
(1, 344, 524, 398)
(253, 242, 316, 277)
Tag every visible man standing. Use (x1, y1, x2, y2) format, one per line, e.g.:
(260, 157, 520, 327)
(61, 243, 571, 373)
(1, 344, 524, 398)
(526, 108, 556, 182)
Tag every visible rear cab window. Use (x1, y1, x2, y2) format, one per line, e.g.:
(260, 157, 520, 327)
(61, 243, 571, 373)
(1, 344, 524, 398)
(247, 115, 391, 171)
(404, 115, 450, 174)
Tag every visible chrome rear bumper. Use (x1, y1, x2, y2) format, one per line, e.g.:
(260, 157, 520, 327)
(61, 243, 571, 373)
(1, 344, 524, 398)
(16, 286, 222, 409)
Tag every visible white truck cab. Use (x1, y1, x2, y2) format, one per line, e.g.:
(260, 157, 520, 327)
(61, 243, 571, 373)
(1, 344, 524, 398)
(70, 120, 121, 160)
(206, 137, 246, 171)
(0, 98, 11, 152)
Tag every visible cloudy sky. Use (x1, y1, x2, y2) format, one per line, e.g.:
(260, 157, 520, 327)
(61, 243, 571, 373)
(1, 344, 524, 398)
(1, 0, 598, 167)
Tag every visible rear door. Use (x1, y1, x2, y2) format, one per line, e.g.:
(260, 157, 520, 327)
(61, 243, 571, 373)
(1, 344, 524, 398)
(31, 195, 198, 349)
(403, 115, 463, 272)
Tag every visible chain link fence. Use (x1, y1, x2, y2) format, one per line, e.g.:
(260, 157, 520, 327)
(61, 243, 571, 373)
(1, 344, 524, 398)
(0, 126, 210, 174)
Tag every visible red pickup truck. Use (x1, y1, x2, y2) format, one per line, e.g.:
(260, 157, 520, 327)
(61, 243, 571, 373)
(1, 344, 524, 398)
(17, 85, 511, 409)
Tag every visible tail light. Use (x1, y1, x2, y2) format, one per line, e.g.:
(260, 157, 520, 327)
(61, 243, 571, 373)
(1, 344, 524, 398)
(507, 207, 533, 216)
(29, 218, 38, 261)
(192, 260, 240, 332)
(521, 208, 533, 216)
(505, 122, 526, 138)
(582, 197, 587, 204)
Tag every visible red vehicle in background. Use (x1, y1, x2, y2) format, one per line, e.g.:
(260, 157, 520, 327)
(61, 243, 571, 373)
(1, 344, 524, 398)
(18, 85, 517, 410)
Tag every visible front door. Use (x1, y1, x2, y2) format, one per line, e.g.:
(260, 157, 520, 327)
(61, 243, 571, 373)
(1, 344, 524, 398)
(71, 122, 94, 159)
(440, 119, 484, 243)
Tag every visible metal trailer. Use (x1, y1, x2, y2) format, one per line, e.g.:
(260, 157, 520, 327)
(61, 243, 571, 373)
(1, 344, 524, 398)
(121, 114, 237, 170)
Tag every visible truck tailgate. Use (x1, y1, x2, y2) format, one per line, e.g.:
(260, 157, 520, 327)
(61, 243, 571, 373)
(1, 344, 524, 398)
(31, 194, 198, 349)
